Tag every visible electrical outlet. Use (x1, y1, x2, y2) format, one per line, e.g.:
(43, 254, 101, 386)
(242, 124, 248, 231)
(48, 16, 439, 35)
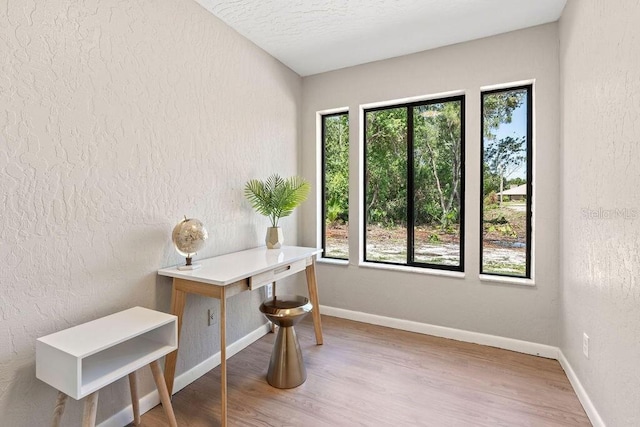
(583, 333, 589, 358)
(208, 308, 217, 327)
(265, 283, 273, 299)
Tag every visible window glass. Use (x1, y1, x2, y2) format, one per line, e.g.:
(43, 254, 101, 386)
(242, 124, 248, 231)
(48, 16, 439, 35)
(481, 86, 532, 278)
(412, 101, 463, 267)
(364, 95, 465, 271)
(322, 112, 349, 259)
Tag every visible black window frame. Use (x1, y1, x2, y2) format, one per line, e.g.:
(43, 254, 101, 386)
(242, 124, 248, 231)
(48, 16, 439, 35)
(363, 95, 466, 272)
(321, 111, 350, 261)
(480, 84, 533, 279)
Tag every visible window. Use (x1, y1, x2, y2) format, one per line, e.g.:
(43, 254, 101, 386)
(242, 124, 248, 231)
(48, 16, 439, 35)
(364, 95, 465, 271)
(481, 85, 532, 278)
(321, 112, 349, 260)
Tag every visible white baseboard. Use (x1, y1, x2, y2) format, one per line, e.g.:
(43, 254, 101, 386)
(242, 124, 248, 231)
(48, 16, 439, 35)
(320, 305, 559, 358)
(98, 323, 271, 427)
(558, 350, 605, 427)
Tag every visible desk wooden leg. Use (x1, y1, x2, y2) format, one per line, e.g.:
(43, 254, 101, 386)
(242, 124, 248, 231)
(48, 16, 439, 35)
(128, 371, 140, 425)
(150, 360, 178, 427)
(220, 288, 228, 427)
(164, 282, 187, 396)
(51, 391, 67, 427)
(306, 260, 324, 345)
(82, 391, 99, 427)
(270, 281, 276, 333)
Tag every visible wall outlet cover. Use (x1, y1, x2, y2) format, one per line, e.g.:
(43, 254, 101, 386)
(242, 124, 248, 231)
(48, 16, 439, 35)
(208, 308, 217, 327)
(582, 332, 589, 358)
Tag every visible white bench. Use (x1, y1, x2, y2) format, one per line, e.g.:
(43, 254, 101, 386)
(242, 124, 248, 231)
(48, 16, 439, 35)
(36, 306, 178, 427)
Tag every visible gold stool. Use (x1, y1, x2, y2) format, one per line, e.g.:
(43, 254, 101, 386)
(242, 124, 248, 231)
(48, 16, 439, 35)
(259, 295, 313, 389)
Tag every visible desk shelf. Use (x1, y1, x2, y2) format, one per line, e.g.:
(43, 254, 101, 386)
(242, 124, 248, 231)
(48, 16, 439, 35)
(37, 307, 177, 400)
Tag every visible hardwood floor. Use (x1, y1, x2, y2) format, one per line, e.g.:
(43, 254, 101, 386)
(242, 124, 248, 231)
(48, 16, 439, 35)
(136, 315, 590, 426)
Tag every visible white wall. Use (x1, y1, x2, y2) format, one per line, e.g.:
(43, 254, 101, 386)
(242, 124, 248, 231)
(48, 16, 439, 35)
(0, 0, 301, 425)
(300, 24, 561, 345)
(559, 1, 640, 425)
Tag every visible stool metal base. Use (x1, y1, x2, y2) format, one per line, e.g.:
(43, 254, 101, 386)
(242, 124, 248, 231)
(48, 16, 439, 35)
(260, 295, 312, 389)
(267, 325, 306, 388)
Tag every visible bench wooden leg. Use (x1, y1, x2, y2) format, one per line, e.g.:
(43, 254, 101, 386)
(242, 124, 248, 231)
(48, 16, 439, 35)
(82, 391, 99, 427)
(150, 359, 178, 427)
(128, 371, 141, 425)
(51, 391, 67, 427)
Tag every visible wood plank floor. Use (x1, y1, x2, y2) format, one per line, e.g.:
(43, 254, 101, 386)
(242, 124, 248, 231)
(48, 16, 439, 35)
(136, 315, 591, 426)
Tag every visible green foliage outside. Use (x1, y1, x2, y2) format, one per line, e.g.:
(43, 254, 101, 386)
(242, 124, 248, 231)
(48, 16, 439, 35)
(325, 99, 468, 232)
(482, 91, 524, 139)
(413, 102, 463, 230)
(324, 114, 350, 224)
(365, 107, 408, 227)
(365, 101, 463, 231)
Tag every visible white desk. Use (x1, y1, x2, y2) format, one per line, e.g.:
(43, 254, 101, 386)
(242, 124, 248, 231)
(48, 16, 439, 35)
(158, 245, 323, 427)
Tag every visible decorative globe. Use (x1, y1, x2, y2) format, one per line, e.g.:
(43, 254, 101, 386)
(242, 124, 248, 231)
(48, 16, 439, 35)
(172, 217, 208, 268)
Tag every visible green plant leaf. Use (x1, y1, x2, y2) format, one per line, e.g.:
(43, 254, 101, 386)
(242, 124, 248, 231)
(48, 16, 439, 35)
(244, 174, 310, 227)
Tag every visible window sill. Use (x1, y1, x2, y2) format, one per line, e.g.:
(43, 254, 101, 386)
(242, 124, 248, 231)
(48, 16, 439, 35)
(317, 257, 349, 266)
(479, 274, 535, 287)
(359, 262, 465, 279)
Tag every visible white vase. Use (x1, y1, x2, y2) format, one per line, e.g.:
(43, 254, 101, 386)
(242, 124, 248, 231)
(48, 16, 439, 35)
(265, 227, 284, 249)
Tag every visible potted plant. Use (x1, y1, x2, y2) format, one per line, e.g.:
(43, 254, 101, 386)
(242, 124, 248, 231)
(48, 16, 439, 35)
(244, 174, 311, 248)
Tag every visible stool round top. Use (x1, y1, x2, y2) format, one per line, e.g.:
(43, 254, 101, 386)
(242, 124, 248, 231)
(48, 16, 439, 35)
(260, 295, 312, 317)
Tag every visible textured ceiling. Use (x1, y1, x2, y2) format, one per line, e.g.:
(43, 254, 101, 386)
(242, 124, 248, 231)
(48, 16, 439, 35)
(195, 0, 567, 76)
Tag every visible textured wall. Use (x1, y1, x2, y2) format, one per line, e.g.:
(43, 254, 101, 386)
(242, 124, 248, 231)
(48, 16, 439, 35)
(0, 0, 301, 425)
(559, 1, 640, 425)
(300, 24, 561, 345)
